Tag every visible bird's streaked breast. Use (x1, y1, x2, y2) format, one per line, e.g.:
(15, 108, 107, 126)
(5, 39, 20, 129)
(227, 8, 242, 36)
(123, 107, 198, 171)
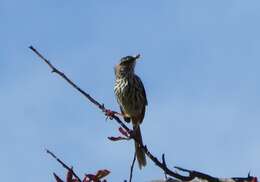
(114, 76, 146, 117)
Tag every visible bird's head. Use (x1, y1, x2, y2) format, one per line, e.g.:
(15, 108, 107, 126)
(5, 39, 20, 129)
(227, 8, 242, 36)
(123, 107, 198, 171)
(115, 54, 140, 78)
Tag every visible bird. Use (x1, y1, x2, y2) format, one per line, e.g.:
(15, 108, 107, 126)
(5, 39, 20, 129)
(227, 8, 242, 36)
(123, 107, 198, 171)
(114, 54, 147, 169)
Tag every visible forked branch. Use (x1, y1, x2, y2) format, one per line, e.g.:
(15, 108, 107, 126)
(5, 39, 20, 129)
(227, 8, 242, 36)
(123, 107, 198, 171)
(29, 46, 257, 182)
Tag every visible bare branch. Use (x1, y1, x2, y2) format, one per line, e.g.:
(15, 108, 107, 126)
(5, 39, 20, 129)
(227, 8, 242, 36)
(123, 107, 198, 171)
(29, 45, 189, 180)
(29, 46, 131, 133)
(53, 173, 65, 182)
(29, 46, 104, 110)
(46, 149, 82, 182)
(129, 152, 136, 182)
(162, 154, 169, 181)
(30, 46, 257, 182)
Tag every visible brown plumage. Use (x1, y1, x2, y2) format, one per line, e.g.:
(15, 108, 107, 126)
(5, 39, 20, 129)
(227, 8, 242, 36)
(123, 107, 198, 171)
(114, 54, 147, 169)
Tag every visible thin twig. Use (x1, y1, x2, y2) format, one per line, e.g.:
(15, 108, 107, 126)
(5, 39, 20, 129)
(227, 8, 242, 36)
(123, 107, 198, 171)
(46, 149, 82, 182)
(53, 173, 64, 182)
(174, 166, 219, 182)
(129, 152, 136, 182)
(162, 154, 168, 181)
(29, 46, 103, 110)
(29, 46, 130, 133)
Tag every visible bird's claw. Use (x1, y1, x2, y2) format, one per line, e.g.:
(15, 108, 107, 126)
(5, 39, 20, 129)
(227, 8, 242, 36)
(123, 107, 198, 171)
(104, 109, 115, 120)
(104, 109, 122, 120)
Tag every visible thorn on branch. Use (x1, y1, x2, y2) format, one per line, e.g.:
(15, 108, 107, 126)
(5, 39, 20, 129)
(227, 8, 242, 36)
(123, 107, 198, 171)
(162, 154, 167, 168)
(51, 68, 59, 74)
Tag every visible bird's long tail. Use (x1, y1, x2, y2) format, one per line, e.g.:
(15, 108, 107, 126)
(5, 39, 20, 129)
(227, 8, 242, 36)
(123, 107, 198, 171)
(133, 124, 146, 169)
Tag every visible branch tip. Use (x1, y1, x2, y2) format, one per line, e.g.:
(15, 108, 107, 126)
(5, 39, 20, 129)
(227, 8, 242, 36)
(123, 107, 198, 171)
(162, 154, 166, 166)
(174, 166, 190, 173)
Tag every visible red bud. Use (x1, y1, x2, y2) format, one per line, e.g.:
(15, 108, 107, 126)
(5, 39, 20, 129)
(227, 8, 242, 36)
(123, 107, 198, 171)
(66, 168, 73, 182)
(252, 177, 258, 182)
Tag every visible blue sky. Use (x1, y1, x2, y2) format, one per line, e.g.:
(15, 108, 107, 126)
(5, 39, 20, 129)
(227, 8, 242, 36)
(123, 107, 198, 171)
(1, 0, 260, 181)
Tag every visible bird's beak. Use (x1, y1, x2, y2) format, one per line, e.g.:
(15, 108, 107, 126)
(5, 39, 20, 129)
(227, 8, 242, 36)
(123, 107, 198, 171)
(134, 54, 141, 61)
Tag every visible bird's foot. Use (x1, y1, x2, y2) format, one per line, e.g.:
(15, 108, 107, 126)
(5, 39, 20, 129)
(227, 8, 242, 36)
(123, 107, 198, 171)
(104, 109, 121, 120)
(129, 129, 137, 139)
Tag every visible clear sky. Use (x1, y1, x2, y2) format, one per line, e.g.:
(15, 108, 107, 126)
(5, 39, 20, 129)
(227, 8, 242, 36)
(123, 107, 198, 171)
(1, 0, 260, 181)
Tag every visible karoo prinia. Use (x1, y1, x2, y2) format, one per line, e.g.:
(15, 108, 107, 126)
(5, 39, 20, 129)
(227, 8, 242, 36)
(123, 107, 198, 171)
(114, 54, 147, 169)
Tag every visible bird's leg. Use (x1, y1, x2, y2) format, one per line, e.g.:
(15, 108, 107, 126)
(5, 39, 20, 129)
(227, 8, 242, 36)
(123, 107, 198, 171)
(129, 128, 138, 140)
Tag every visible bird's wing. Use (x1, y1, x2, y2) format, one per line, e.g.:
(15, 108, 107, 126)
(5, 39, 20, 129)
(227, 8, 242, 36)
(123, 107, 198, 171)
(135, 75, 148, 106)
(133, 75, 147, 124)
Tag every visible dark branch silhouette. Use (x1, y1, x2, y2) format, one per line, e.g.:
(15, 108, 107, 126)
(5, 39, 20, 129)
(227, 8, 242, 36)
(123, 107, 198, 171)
(29, 46, 257, 182)
(28, 45, 189, 180)
(129, 152, 136, 182)
(46, 149, 82, 182)
(47, 149, 110, 182)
